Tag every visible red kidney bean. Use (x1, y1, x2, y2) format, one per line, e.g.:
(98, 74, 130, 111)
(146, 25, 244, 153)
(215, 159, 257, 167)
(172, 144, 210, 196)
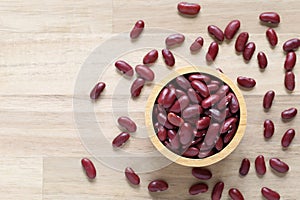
(206, 41, 219, 61)
(239, 158, 250, 176)
(259, 12, 280, 24)
(228, 188, 244, 200)
(204, 123, 220, 146)
(156, 125, 167, 142)
(130, 78, 145, 98)
(175, 89, 186, 97)
(130, 20, 144, 39)
(281, 128, 295, 148)
(148, 180, 168, 192)
(210, 80, 221, 86)
(235, 32, 249, 52)
(159, 88, 177, 109)
(283, 38, 300, 52)
(223, 123, 237, 144)
(192, 168, 212, 180)
(217, 95, 232, 110)
(167, 112, 184, 127)
(211, 181, 224, 200)
(143, 49, 158, 64)
(183, 147, 200, 157)
(189, 73, 211, 83)
(201, 94, 221, 109)
(269, 158, 289, 173)
(189, 183, 208, 195)
(255, 155, 266, 175)
(257, 51, 268, 69)
(243, 42, 256, 61)
(170, 95, 190, 113)
(237, 76, 256, 88)
(157, 88, 169, 105)
(182, 104, 203, 119)
(167, 129, 176, 140)
(168, 134, 181, 150)
(115, 60, 134, 77)
(221, 117, 237, 133)
(187, 88, 202, 103)
(261, 187, 280, 200)
(266, 28, 278, 47)
(196, 117, 211, 130)
(177, 2, 201, 16)
(90, 82, 106, 100)
(228, 93, 239, 114)
(190, 36, 204, 52)
(216, 85, 229, 97)
(117, 116, 137, 132)
(112, 132, 130, 148)
(215, 137, 224, 151)
(81, 158, 96, 179)
(135, 65, 154, 81)
(264, 119, 275, 139)
(208, 108, 226, 123)
(225, 107, 232, 118)
(284, 71, 295, 91)
(284, 51, 297, 71)
(157, 113, 175, 129)
(263, 90, 275, 109)
(208, 25, 224, 42)
(162, 49, 175, 67)
(191, 80, 209, 98)
(208, 83, 219, 93)
(224, 20, 240, 40)
(281, 107, 297, 119)
(165, 33, 185, 47)
(176, 76, 191, 90)
(178, 123, 193, 145)
(125, 167, 140, 185)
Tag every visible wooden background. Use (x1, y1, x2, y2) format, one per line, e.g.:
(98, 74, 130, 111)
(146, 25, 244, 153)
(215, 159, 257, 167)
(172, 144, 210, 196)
(1, 0, 300, 199)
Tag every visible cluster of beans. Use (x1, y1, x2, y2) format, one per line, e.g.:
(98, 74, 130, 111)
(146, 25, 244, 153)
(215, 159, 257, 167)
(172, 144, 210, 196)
(84, 2, 299, 200)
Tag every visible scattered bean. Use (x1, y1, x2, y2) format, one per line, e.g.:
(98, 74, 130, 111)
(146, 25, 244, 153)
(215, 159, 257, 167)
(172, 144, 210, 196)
(211, 181, 224, 200)
(263, 90, 275, 109)
(192, 168, 212, 180)
(283, 38, 300, 52)
(148, 180, 169, 192)
(269, 158, 289, 173)
(228, 188, 244, 200)
(284, 71, 295, 91)
(81, 158, 96, 179)
(165, 33, 185, 47)
(115, 60, 134, 77)
(177, 2, 201, 16)
(208, 25, 224, 42)
(266, 28, 278, 47)
(117, 116, 137, 132)
(224, 20, 240, 40)
(284, 51, 297, 71)
(189, 183, 208, 195)
(259, 12, 280, 24)
(239, 158, 250, 176)
(257, 51, 268, 69)
(90, 82, 106, 100)
(112, 132, 130, 147)
(125, 167, 140, 185)
(190, 36, 204, 52)
(264, 119, 275, 139)
(135, 65, 155, 81)
(130, 78, 145, 98)
(243, 42, 256, 61)
(162, 49, 175, 67)
(235, 32, 249, 52)
(143, 49, 159, 64)
(237, 76, 256, 88)
(261, 187, 280, 200)
(255, 155, 266, 175)
(130, 20, 145, 39)
(206, 41, 219, 61)
(281, 107, 297, 119)
(281, 128, 295, 148)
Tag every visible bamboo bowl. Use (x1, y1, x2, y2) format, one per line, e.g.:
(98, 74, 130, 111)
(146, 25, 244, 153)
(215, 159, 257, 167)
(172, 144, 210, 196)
(145, 67, 247, 167)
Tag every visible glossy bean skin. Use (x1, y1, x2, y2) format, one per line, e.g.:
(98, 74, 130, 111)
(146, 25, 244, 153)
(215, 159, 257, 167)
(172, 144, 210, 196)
(115, 60, 134, 77)
(259, 12, 280, 24)
(204, 123, 220, 146)
(283, 38, 300, 52)
(130, 20, 144, 39)
(148, 180, 169, 192)
(269, 158, 289, 173)
(170, 95, 190, 113)
(189, 183, 208, 195)
(135, 65, 155, 81)
(201, 94, 221, 109)
(143, 49, 159, 64)
(206, 42, 219, 61)
(243, 42, 256, 61)
(130, 78, 145, 98)
(228, 188, 244, 200)
(235, 32, 249, 52)
(224, 20, 241, 40)
(196, 117, 211, 130)
(261, 187, 280, 200)
(255, 155, 266, 175)
(192, 168, 212, 180)
(208, 25, 224, 42)
(239, 158, 250, 176)
(284, 71, 295, 91)
(162, 49, 175, 67)
(182, 104, 203, 119)
(158, 87, 177, 108)
(190, 36, 204, 52)
(281, 107, 297, 119)
(117, 116, 137, 132)
(221, 117, 237, 133)
(187, 88, 202, 103)
(112, 132, 130, 148)
(264, 119, 275, 139)
(156, 125, 167, 141)
(257, 51, 268, 69)
(189, 73, 211, 83)
(211, 181, 224, 200)
(177, 2, 201, 16)
(191, 80, 209, 98)
(266, 28, 278, 47)
(183, 147, 200, 157)
(237, 76, 256, 88)
(167, 112, 184, 127)
(178, 123, 194, 145)
(284, 51, 297, 71)
(229, 93, 239, 114)
(223, 124, 237, 144)
(263, 90, 275, 109)
(165, 33, 185, 47)
(125, 167, 140, 185)
(176, 76, 191, 90)
(281, 128, 295, 147)
(90, 82, 106, 100)
(81, 158, 96, 179)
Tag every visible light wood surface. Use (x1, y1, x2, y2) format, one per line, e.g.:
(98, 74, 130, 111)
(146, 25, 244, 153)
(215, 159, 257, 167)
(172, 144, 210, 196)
(1, 0, 300, 199)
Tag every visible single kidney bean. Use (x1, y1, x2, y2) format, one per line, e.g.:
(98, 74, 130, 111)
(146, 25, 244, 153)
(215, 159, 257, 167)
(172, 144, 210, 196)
(208, 25, 224, 42)
(135, 65, 155, 81)
(192, 168, 212, 180)
(169, 95, 190, 113)
(206, 41, 219, 61)
(237, 76, 256, 88)
(162, 49, 175, 67)
(168, 134, 181, 150)
(187, 88, 202, 103)
(130, 78, 145, 98)
(117, 116, 137, 132)
(216, 85, 229, 97)
(183, 147, 200, 157)
(266, 28, 278, 47)
(125, 167, 140, 185)
(261, 187, 280, 200)
(284, 51, 297, 71)
(165, 33, 185, 47)
(255, 155, 266, 175)
(176, 76, 191, 90)
(189, 183, 208, 195)
(221, 117, 238, 133)
(182, 104, 203, 119)
(204, 123, 220, 146)
(284, 71, 295, 91)
(148, 180, 168, 192)
(211, 181, 224, 200)
(208, 108, 226, 123)
(235, 32, 249, 52)
(269, 158, 289, 173)
(177, 2, 201, 16)
(283, 38, 300, 52)
(112, 132, 130, 148)
(223, 124, 237, 144)
(143, 49, 158, 64)
(281, 128, 295, 147)
(215, 137, 224, 151)
(167, 129, 176, 140)
(224, 20, 240, 40)
(81, 158, 96, 179)
(228, 188, 244, 200)
(90, 82, 106, 100)
(281, 107, 297, 119)
(259, 12, 280, 24)
(178, 123, 193, 145)
(190, 36, 204, 52)
(196, 117, 211, 130)
(157, 113, 174, 129)
(239, 158, 250, 176)
(115, 60, 134, 77)
(263, 90, 275, 109)
(264, 119, 275, 139)
(189, 73, 211, 83)
(243, 42, 256, 61)
(156, 125, 167, 141)
(257, 51, 268, 69)
(201, 94, 221, 109)
(167, 112, 184, 127)
(175, 89, 186, 97)
(228, 93, 239, 114)
(191, 80, 209, 98)
(157, 88, 169, 105)
(208, 83, 219, 93)
(130, 20, 144, 39)
(161, 88, 177, 108)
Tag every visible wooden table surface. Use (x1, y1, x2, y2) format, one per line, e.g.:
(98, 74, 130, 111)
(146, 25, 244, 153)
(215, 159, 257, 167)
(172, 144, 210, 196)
(1, 0, 300, 199)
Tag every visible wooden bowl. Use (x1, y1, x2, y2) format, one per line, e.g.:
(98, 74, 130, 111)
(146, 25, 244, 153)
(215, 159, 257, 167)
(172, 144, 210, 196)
(145, 67, 247, 167)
